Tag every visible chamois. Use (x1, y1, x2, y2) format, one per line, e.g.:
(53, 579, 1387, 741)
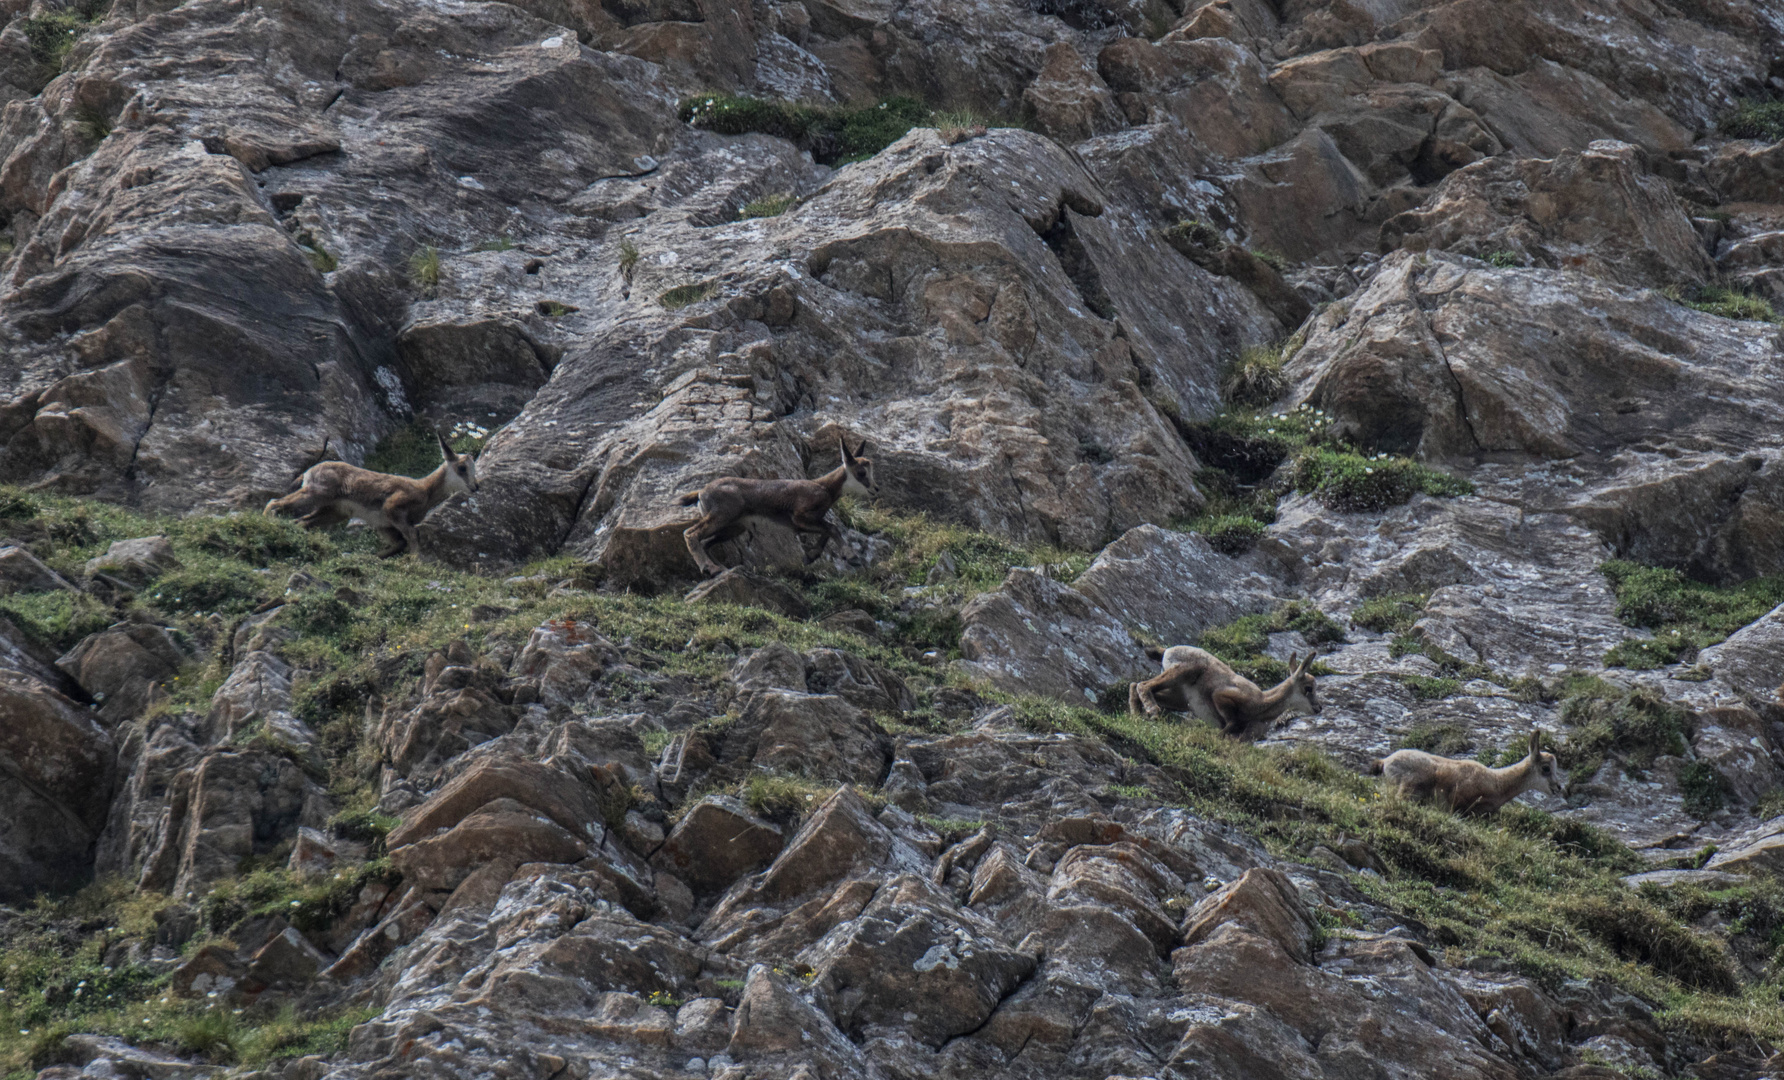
(678, 439, 875, 577)
(1371, 730, 1567, 814)
(264, 433, 478, 559)
(1128, 648, 1321, 741)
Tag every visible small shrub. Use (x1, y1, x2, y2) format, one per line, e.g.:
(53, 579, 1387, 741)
(0, 488, 40, 520)
(302, 245, 337, 273)
(1399, 674, 1461, 701)
(21, 9, 100, 72)
(536, 300, 575, 317)
(176, 1009, 241, 1063)
(408, 245, 442, 289)
(739, 192, 796, 219)
(740, 773, 829, 828)
(1396, 723, 1471, 756)
(1718, 98, 1784, 142)
(618, 239, 640, 279)
(1292, 448, 1473, 512)
(1190, 513, 1266, 556)
(1484, 250, 1522, 268)
(1250, 248, 1288, 272)
(1352, 593, 1427, 635)
(1680, 760, 1733, 819)
(680, 93, 931, 165)
(659, 281, 716, 309)
(1557, 682, 1690, 781)
(1163, 218, 1222, 251)
(1220, 343, 1290, 408)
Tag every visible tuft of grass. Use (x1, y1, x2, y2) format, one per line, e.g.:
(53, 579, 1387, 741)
(1484, 250, 1522, 268)
(70, 105, 111, 143)
(1292, 448, 1473, 512)
(1186, 513, 1266, 556)
(1718, 98, 1784, 142)
(1250, 248, 1288, 272)
(1220, 343, 1290, 408)
(1399, 674, 1461, 700)
(1555, 676, 1689, 781)
(21, 2, 106, 75)
(1395, 723, 1471, 756)
(680, 93, 934, 165)
(659, 281, 717, 309)
(618, 239, 640, 280)
(1600, 560, 1784, 669)
(739, 192, 797, 220)
(536, 300, 575, 317)
(1163, 218, 1222, 251)
(1665, 283, 1776, 323)
(472, 235, 517, 252)
(0, 589, 112, 650)
(1679, 761, 1734, 819)
(408, 245, 442, 290)
(1352, 593, 1427, 635)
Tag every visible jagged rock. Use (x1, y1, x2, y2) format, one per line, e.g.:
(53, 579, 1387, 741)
(1698, 604, 1784, 705)
(386, 759, 615, 850)
(721, 690, 891, 784)
(510, 618, 621, 709)
(171, 943, 246, 998)
(157, 750, 328, 898)
(49, 1034, 222, 1079)
(684, 567, 811, 618)
(0, 543, 73, 593)
(56, 621, 185, 723)
(1180, 867, 1319, 963)
(803, 873, 1036, 1046)
(1071, 524, 1282, 648)
(1097, 36, 1296, 158)
(1023, 41, 1125, 144)
(1707, 138, 1784, 204)
(83, 535, 180, 587)
(803, 648, 913, 713)
(245, 926, 331, 989)
(651, 795, 784, 894)
(959, 568, 1149, 702)
(1380, 141, 1715, 290)
(0, 667, 116, 902)
(392, 797, 590, 892)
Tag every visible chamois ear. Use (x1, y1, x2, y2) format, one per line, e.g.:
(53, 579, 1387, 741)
(438, 432, 457, 462)
(1286, 652, 1300, 675)
(1528, 730, 1542, 758)
(854, 439, 871, 459)
(840, 437, 858, 466)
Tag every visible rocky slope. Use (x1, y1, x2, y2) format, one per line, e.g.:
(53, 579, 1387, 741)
(4, 0, 1784, 1076)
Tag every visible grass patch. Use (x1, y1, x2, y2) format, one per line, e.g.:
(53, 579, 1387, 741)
(618, 240, 640, 280)
(1184, 513, 1265, 556)
(1680, 761, 1733, 819)
(1395, 723, 1471, 756)
(1197, 602, 1344, 684)
(1485, 250, 1522, 268)
(20, 0, 106, 76)
(1718, 98, 1784, 142)
(472, 236, 517, 252)
(1665, 283, 1776, 323)
(1399, 674, 1461, 700)
(407, 245, 441, 290)
(1601, 560, 1784, 669)
(363, 420, 451, 477)
(739, 192, 797, 219)
(1555, 675, 1690, 781)
(1292, 448, 1473, 512)
(659, 281, 717, 309)
(1352, 593, 1427, 635)
(680, 94, 937, 165)
(0, 589, 112, 651)
(1219, 343, 1290, 409)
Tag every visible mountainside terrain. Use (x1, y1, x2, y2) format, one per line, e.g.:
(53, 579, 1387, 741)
(5, 0, 1784, 1076)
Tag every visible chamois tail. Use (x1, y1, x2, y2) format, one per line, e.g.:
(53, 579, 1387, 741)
(1367, 758, 1385, 776)
(1144, 645, 1165, 662)
(677, 490, 702, 507)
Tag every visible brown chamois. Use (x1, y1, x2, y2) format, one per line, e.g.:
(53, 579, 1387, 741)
(1370, 730, 1567, 814)
(678, 439, 875, 577)
(1128, 647, 1321, 741)
(264, 433, 478, 559)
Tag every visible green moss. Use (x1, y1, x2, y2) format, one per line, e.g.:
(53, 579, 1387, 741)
(1680, 761, 1734, 820)
(1292, 448, 1473, 512)
(1352, 593, 1427, 635)
(1484, 250, 1522, 268)
(1249, 248, 1288, 272)
(1718, 98, 1784, 141)
(1601, 560, 1784, 668)
(0, 590, 112, 651)
(1666, 283, 1776, 323)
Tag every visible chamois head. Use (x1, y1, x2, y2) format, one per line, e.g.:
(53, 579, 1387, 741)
(438, 433, 479, 495)
(839, 438, 875, 497)
(1521, 730, 1567, 800)
(1283, 653, 1321, 715)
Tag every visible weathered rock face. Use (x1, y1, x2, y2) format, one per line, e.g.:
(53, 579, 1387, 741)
(0, 666, 116, 901)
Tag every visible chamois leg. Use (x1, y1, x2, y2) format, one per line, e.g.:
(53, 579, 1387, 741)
(374, 526, 406, 559)
(1130, 673, 1167, 717)
(298, 505, 348, 529)
(682, 517, 730, 577)
(264, 489, 319, 520)
(394, 514, 423, 560)
(792, 509, 848, 565)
